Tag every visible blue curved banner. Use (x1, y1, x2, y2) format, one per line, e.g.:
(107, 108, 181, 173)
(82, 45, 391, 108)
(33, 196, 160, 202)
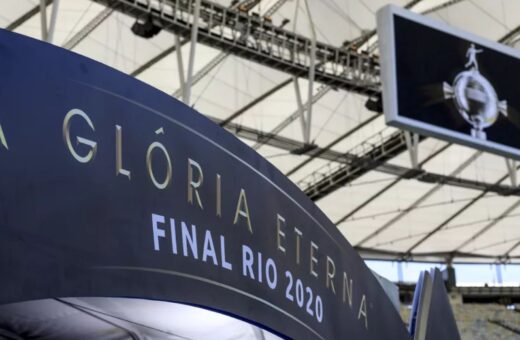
(0, 29, 409, 339)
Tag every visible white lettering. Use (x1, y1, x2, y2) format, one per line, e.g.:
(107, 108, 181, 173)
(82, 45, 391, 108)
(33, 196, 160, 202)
(63, 108, 97, 163)
(0, 123, 8, 150)
(266, 258, 277, 289)
(170, 218, 178, 254)
(220, 236, 232, 270)
(202, 229, 218, 265)
(242, 245, 255, 279)
(152, 214, 165, 251)
(358, 295, 368, 329)
(181, 222, 198, 259)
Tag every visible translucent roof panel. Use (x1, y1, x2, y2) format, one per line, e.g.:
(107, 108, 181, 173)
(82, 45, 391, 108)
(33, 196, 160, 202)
(1, 0, 34, 28)
(366, 187, 483, 251)
(317, 171, 398, 223)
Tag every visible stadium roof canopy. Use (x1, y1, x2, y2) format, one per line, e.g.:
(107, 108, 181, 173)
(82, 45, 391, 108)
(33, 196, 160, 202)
(3, 0, 520, 264)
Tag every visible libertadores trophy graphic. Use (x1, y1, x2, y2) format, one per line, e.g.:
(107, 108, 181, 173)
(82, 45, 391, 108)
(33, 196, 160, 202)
(443, 43, 508, 140)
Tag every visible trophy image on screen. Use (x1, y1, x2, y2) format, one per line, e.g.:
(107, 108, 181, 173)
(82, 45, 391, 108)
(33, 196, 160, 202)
(443, 44, 508, 140)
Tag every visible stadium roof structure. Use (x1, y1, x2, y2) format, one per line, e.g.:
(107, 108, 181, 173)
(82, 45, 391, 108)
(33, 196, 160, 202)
(3, 0, 520, 264)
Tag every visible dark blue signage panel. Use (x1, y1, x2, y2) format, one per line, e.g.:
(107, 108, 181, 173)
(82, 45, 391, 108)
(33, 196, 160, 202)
(0, 30, 409, 339)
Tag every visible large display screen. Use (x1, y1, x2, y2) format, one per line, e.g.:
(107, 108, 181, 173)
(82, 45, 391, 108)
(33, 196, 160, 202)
(378, 5, 520, 159)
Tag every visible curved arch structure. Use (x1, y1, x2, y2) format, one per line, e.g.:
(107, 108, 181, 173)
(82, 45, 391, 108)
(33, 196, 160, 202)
(0, 29, 410, 339)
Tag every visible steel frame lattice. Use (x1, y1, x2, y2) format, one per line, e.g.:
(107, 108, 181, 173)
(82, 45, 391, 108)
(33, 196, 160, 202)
(91, 0, 381, 96)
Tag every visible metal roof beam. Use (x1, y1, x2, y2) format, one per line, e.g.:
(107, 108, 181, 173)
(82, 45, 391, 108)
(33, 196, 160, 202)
(220, 77, 292, 126)
(209, 116, 349, 162)
(252, 82, 332, 150)
(45, 0, 60, 44)
(300, 22, 520, 204)
(356, 151, 482, 247)
(173, 1, 286, 100)
(469, 237, 520, 257)
(335, 143, 451, 225)
(406, 165, 520, 256)
(405, 0, 425, 9)
(129, 0, 231, 78)
(499, 25, 520, 46)
(455, 198, 520, 252)
(209, 119, 520, 199)
(405, 189, 489, 255)
(264, 0, 289, 18)
(130, 0, 285, 88)
(131, 39, 189, 77)
(503, 241, 520, 260)
(6, 0, 53, 31)
(295, 134, 520, 202)
(338, 177, 401, 224)
(298, 130, 419, 201)
(62, 6, 114, 50)
(355, 247, 519, 262)
(356, 160, 520, 197)
(91, 0, 380, 96)
(285, 114, 380, 177)
(349, 0, 424, 50)
(40, 0, 49, 41)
